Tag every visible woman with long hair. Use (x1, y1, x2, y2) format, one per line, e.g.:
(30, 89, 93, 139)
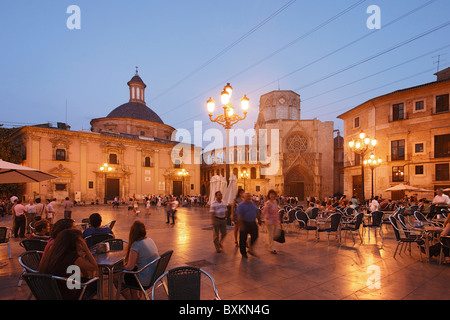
(231, 188, 245, 247)
(121, 221, 159, 299)
(38, 228, 98, 299)
(261, 189, 281, 254)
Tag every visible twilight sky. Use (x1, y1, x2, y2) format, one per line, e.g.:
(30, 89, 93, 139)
(0, 0, 449, 148)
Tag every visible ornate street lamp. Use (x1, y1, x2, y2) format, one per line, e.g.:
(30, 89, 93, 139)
(348, 131, 377, 203)
(100, 163, 112, 204)
(363, 153, 382, 199)
(207, 83, 249, 182)
(240, 170, 249, 191)
(178, 168, 189, 197)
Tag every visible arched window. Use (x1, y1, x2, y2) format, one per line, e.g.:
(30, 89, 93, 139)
(144, 156, 151, 167)
(109, 153, 118, 164)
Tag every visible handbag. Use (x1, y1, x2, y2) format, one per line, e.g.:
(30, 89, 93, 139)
(273, 225, 285, 243)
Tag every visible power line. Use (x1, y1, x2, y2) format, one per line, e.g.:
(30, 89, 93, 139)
(292, 20, 450, 92)
(158, 0, 367, 117)
(150, 0, 297, 103)
(249, 0, 439, 95)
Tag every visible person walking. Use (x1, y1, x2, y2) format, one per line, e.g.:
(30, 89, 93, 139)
(261, 189, 281, 254)
(210, 191, 227, 253)
(231, 189, 245, 247)
(63, 197, 74, 219)
(166, 196, 178, 225)
(236, 192, 261, 258)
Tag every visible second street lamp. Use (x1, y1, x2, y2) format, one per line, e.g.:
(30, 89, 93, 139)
(100, 163, 112, 204)
(348, 131, 377, 204)
(207, 83, 249, 183)
(178, 168, 189, 197)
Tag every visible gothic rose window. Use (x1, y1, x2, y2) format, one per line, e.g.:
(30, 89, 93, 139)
(286, 134, 308, 153)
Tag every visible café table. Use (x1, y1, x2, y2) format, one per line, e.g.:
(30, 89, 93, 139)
(421, 225, 443, 261)
(92, 249, 125, 300)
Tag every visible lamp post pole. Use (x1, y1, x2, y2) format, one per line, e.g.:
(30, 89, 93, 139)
(100, 163, 112, 204)
(178, 169, 189, 197)
(240, 170, 249, 191)
(363, 154, 382, 199)
(207, 83, 249, 183)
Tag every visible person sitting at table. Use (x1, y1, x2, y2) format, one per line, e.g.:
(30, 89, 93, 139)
(423, 216, 450, 263)
(28, 219, 50, 240)
(369, 196, 380, 213)
(432, 189, 450, 206)
(118, 220, 159, 300)
(38, 228, 98, 299)
(82, 213, 114, 239)
(42, 218, 75, 258)
(305, 202, 315, 218)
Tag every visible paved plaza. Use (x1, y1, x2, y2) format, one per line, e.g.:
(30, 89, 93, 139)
(0, 204, 449, 300)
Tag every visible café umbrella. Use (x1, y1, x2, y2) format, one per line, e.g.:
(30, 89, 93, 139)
(384, 183, 421, 192)
(0, 159, 57, 183)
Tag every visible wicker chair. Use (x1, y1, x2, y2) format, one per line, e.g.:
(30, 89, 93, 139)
(19, 239, 48, 251)
(152, 266, 220, 300)
(18, 250, 43, 287)
(0, 227, 11, 259)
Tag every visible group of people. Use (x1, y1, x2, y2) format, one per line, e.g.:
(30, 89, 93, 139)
(209, 188, 284, 258)
(22, 211, 160, 300)
(5, 196, 74, 238)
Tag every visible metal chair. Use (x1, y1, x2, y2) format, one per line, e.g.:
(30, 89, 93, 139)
(22, 273, 98, 300)
(316, 212, 342, 245)
(19, 239, 48, 251)
(389, 216, 424, 260)
(18, 250, 43, 287)
(414, 211, 442, 227)
(439, 236, 450, 265)
(84, 233, 114, 248)
(341, 212, 364, 244)
(103, 220, 116, 230)
(102, 238, 128, 251)
(116, 250, 173, 300)
(152, 266, 220, 300)
(362, 210, 384, 242)
(294, 210, 317, 239)
(0, 227, 11, 259)
(282, 209, 297, 233)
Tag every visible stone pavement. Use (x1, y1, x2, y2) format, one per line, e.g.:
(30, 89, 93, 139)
(0, 204, 448, 300)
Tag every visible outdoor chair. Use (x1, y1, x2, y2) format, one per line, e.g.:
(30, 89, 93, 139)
(282, 209, 297, 233)
(19, 239, 48, 251)
(151, 266, 220, 300)
(18, 250, 43, 287)
(362, 210, 384, 242)
(103, 220, 116, 230)
(439, 236, 450, 265)
(22, 273, 98, 300)
(0, 227, 11, 259)
(310, 207, 319, 220)
(414, 211, 442, 227)
(102, 238, 128, 251)
(116, 250, 173, 300)
(341, 212, 364, 245)
(316, 212, 342, 245)
(389, 216, 424, 261)
(84, 233, 114, 248)
(295, 210, 317, 239)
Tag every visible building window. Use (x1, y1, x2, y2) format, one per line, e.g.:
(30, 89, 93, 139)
(109, 153, 118, 164)
(55, 184, 67, 191)
(256, 186, 260, 192)
(55, 149, 66, 161)
(434, 134, 450, 158)
(392, 103, 405, 121)
(436, 94, 449, 113)
(250, 167, 257, 179)
(415, 165, 424, 175)
(144, 156, 152, 167)
(354, 153, 361, 166)
(354, 117, 360, 128)
(391, 140, 405, 161)
(415, 100, 425, 111)
(392, 166, 404, 182)
(436, 163, 449, 181)
(88, 181, 94, 189)
(415, 143, 424, 153)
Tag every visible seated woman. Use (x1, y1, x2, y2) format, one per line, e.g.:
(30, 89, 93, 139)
(28, 219, 50, 240)
(38, 228, 98, 299)
(42, 218, 75, 258)
(82, 213, 114, 239)
(118, 220, 159, 300)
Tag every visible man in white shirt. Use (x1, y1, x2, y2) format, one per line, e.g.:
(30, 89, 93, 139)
(13, 199, 26, 238)
(166, 196, 179, 225)
(369, 196, 380, 212)
(432, 189, 450, 205)
(210, 191, 227, 253)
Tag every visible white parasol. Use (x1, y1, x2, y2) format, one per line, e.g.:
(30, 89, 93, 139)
(0, 159, 57, 183)
(223, 174, 237, 205)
